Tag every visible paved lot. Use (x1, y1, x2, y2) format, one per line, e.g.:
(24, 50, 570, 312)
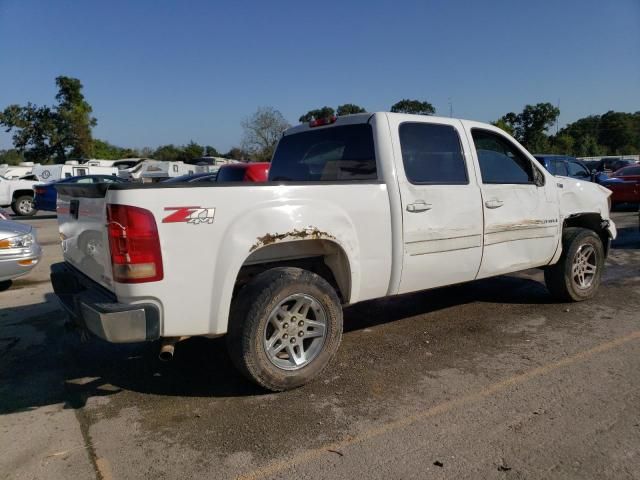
(1, 210, 639, 480)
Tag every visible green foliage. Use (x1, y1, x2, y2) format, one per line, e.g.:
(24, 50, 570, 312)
(491, 119, 514, 136)
(224, 147, 249, 160)
(299, 106, 335, 123)
(336, 104, 366, 116)
(0, 149, 24, 165)
(0, 76, 96, 163)
(390, 99, 435, 115)
(498, 103, 559, 152)
(556, 111, 640, 156)
(242, 107, 291, 161)
(204, 145, 219, 157)
(549, 134, 575, 155)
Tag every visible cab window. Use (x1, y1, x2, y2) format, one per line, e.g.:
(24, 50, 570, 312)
(398, 123, 468, 184)
(471, 129, 543, 185)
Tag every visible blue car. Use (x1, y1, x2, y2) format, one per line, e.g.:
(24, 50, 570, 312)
(34, 175, 125, 211)
(533, 154, 596, 181)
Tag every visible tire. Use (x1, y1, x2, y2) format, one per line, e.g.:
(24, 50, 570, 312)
(227, 267, 343, 391)
(11, 195, 36, 216)
(544, 227, 605, 302)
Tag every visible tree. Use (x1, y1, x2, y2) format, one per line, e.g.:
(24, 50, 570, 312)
(498, 102, 559, 151)
(92, 139, 125, 159)
(54, 76, 97, 159)
(0, 76, 96, 163)
(0, 149, 24, 165)
(242, 107, 290, 161)
(224, 147, 249, 160)
(180, 141, 204, 161)
(299, 106, 335, 123)
(204, 145, 220, 157)
(598, 111, 637, 154)
(550, 134, 575, 155)
(390, 99, 435, 116)
(153, 144, 183, 161)
(336, 104, 366, 116)
(491, 118, 514, 136)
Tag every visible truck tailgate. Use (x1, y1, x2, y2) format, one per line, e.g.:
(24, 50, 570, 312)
(56, 183, 115, 291)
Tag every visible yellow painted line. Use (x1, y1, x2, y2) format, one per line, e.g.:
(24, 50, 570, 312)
(237, 330, 640, 480)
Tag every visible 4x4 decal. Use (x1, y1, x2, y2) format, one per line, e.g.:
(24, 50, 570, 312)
(162, 207, 216, 224)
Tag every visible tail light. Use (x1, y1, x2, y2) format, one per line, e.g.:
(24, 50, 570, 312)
(106, 204, 163, 283)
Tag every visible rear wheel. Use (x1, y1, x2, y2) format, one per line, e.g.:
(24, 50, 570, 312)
(544, 228, 604, 302)
(227, 267, 343, 391)
(11, 195, 36, 216)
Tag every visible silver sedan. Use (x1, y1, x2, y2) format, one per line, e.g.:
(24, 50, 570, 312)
(0, 219, 42, 287)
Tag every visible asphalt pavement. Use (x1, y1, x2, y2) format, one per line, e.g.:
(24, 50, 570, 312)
(1, 210, 639, 480)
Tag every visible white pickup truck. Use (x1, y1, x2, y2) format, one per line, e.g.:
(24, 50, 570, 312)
(0, 175, 39, 216)
(51, 112, 616, 391)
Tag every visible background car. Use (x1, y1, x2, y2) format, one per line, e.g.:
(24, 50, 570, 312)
(215, 162, 269, 182)
(534, 154, 594, 181)
(34, 175, 125, 212)
(0, 218, 42, 290)
(594, 158, 635, 173)
(600, 165, 640, 207)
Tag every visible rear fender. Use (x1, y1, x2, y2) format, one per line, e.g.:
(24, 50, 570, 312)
(208, 198, 359, 334)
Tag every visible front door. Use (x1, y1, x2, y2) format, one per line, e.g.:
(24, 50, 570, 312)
(389, 116, 484, 294)
(467, 127, 560, 278)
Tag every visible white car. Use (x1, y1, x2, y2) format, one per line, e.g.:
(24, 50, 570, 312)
(50, 112, 616, 391)
(0, 219, 42, 287)
(0, 175, 39, 216)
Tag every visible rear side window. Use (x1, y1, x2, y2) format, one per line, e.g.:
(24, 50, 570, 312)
(567, 161, 589, 178)
(399, 123, 468, 184)
(269, 124, 377, 182)
(472, 129, 537, 184)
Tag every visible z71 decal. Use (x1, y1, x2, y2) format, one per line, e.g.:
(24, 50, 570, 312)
(163, 206, 216, 224)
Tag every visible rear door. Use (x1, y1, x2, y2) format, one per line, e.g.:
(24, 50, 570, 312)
(388, 116, 484, 294)
(466, 127, 560, 277)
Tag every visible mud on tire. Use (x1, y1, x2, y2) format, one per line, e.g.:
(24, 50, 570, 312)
(227, 267, 343, 391)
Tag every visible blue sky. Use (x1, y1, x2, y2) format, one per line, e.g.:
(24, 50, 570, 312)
(0, 0, 638, 153)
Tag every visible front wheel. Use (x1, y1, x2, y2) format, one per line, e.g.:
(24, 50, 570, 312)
(227, 267, 343, 391)
(11, 195, 36, 216)
(544, 228, 605, 302)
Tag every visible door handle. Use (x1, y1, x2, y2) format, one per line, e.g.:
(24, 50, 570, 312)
(485, 199, 504, 209)
(406, 200, 432, 213)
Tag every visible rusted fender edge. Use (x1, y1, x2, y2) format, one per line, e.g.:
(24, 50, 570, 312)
(249, 226, 336, 252)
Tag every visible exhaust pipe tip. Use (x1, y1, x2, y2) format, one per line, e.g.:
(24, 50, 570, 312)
(158, 336, 188, 362)
(158, 346, 174, 362)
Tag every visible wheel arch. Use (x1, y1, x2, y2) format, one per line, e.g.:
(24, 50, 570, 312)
(235, 239, 352, 304)
(12, 189, 35, 200)
(562, 213, 611, 256)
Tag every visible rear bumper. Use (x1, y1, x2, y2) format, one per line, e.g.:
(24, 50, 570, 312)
(50, 262, 160, 343)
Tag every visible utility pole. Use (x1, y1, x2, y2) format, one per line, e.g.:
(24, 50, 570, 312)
(556, 98, 560, 135)
(448, 97, 453, 118)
